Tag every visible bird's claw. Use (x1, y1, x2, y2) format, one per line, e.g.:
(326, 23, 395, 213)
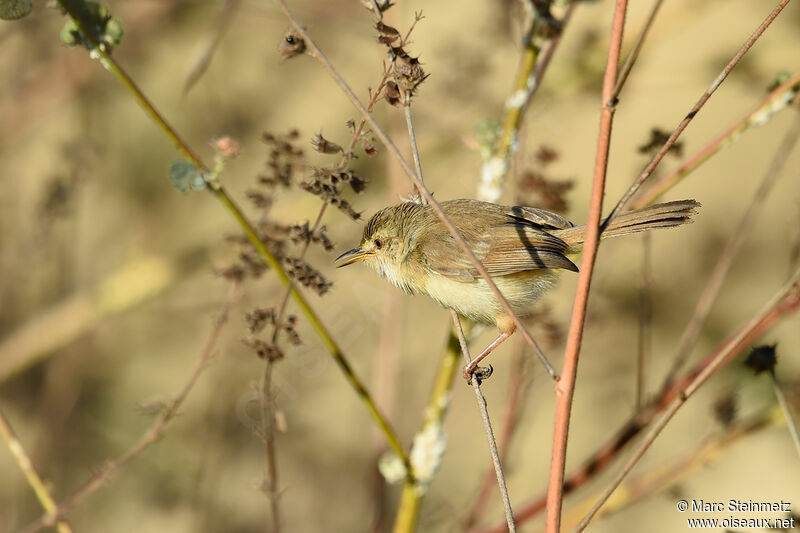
(463, 364, 493, 383)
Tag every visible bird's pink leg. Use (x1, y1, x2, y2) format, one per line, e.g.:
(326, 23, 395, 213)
(463, 331, 512, 380)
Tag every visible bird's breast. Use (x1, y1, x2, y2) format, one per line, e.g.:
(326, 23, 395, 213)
(422, 270, 560, 326)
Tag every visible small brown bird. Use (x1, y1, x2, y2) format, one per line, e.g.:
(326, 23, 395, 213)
(336, 198, 699, 376)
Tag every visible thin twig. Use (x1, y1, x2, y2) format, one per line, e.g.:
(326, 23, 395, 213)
(545, 2, 628, 532)
(632, 70, 800, 209)
(601, 0, 791, 230)
(659, 108, 800, 390)
(0, 409, 73, 533)
(463, 336, 531, 529)
(274, 0, 558, 380)
(575, 268, 800, 532)
(56, 0, 410, 474)
(770, 373, 800, 460)
(608, 0, 664, 105)
(19, 283, 242, 533)
(260, 358, 281, 532)
(403, 106, 428, 204)
(451, 310, 516, 533)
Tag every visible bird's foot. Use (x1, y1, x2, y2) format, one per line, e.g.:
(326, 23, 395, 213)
(463, 364, 493, 383)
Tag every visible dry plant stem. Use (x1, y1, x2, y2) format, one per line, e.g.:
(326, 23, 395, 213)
(391, 323, 467, 533)
(632, 70, 800, 209)
(575, 268, 800, 532)
(464, 339, 530, 529)
(260, 358, 281, 532)
(0, 409, 73, 533)
(452, 310, 517, 533)
(660, 109, 800, 389)
(56, 0, 410, 475)
(20, 284, 241, 533)
(602, 0, 791, 229)
(771, 374, 800, 459)
(403, 106, 427, 204)
(609, 0, 664, 104)
(545, 2, 627, 532)
(274, 0, 557, 380)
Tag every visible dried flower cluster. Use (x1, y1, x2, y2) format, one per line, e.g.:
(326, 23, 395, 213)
(713, 392, 738, 427)
(299, 166, 366, 221)
(516, 145, 573, 214)
(373, 13, 428, 106)
(744, 344, 778, 375)
(243, 307, 301, 362)
(289, 222, 334, 251)
(284, 257, 333, 295)
(219, 130, 333, 292)
(279, 29, 306, 59)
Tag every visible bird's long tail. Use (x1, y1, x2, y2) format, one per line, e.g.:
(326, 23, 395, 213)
(556, 199, 700, 250)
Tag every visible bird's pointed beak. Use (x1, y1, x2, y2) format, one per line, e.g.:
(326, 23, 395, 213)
(335, 247, 375, 267)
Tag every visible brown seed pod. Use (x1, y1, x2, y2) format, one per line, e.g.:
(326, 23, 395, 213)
(311, 133, 343, 154)
(376, 21, 400, 43)
(383, 81, 401, 106)
(390, 49, 427, 97)
(279, 30, 306, 59)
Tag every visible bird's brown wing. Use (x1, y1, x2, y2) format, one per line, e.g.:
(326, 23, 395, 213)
(420, 219, 577, 282)
(505, 205, 575, 230)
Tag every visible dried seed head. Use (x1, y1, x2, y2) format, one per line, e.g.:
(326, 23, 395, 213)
(361, 137, 377, 157)
(244, 337, 284, 361)
(535, 145, 559, 165)
(279, 30, 306, 59)
(284, 257, 333, 295)
(517, 169, 573, 215)
(376, 21, 400, 44)
(744, 344, 778, 375)
(390, 48, 427, 100)
(713, 392, 738, 428)
(383, 81, 401, 106)
(245, 307, 275, 334)
(311, 133, 343, 154)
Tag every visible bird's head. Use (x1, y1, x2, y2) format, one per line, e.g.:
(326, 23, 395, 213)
(335, 206, 410, 272)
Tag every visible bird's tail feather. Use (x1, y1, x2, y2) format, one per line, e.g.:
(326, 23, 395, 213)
(556, 199, 700, 250)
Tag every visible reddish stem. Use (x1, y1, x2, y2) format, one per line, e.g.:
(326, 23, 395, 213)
(544, 2, 628, 532)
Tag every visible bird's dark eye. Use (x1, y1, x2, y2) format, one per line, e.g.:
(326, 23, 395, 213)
(374, 239, 383, 249)
(286, 36, 295, 44)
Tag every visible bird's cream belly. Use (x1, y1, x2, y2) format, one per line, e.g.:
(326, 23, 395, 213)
(423, 270, 559, 326)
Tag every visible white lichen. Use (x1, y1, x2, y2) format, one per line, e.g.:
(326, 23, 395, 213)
(506, 89, 528, 109)
(409, 421, 447, 495)
(378, 451, 407, 485)
(478, 156, 509, 203)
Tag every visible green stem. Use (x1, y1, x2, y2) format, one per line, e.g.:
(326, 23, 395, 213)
(0, 408, 73, 533)
(391, 325, 468, 533)
(56, 0, 411, 477)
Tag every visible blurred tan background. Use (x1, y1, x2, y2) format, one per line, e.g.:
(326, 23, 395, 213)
(1, 0, 799, 531)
